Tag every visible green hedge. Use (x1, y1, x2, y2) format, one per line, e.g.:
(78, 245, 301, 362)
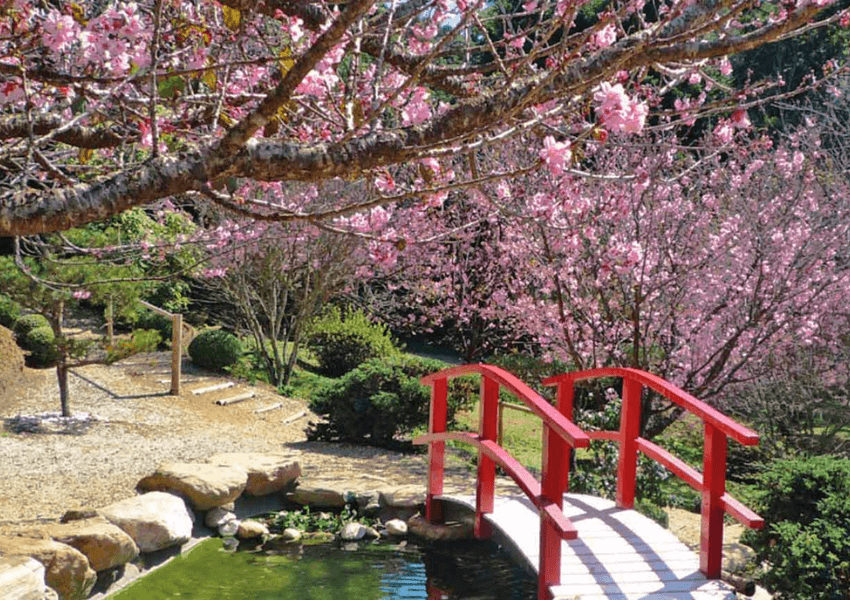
(0, 294, 21, 329)
(135, 311, 172, 344)
(188, 329, 243, 372)
(308, 308, 399, 377)
(743, 456, 850, 599)
(24, 326, 59, 367)
(307, 355, 473, 448)
(14, 313, 50, 340)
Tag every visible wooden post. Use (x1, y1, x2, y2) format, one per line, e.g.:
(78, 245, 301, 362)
(426, 377, 448, 523)
(497, 400, 504, 447)
(476, 375, 499, 538)
(616, 378, 642, 509)
(700, 423, 727, 578)
(106, 296, 114, 348)
(170, 313, 182, 396)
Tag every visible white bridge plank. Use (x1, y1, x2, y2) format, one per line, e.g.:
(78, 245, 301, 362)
(437, 493, 735, 600)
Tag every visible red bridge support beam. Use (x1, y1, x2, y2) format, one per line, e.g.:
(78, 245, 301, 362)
(475, 375, 499, 538)
(538, 379, 575, 594)
(426, 377, 447, 523)
(701, 423, 728, 578)
(616, 378, 642, 509)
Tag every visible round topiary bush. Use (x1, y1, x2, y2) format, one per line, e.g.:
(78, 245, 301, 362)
(308, 308, 399, 377)
(307, 355, 473, 448)
(188, 329, 243, 372)
(14, 313, 50, 341)
(0, 294, 21, 329)
(23, 326, 59, 367)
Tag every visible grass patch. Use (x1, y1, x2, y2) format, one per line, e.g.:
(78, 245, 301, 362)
(453, 399, 544, 476)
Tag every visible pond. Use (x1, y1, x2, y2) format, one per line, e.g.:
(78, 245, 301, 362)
(111, 537, 538, 600)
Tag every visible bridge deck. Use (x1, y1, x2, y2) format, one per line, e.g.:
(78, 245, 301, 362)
(438, 493, 735, 600)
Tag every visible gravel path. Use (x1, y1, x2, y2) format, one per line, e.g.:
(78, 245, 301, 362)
(0, 352, 453, 530)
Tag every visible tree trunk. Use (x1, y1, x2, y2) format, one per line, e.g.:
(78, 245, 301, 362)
(57, 363, 70, 417)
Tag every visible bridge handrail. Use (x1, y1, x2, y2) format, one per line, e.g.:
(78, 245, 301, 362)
(543, 367, 764, 579)
(545, 367, 757, 445)
(417, 363, 590, 600)
(413, 431, 578, 540)
(421, 363, 590, 448)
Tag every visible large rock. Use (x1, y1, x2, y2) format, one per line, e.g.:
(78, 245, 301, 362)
(340, 523, 367, 541)
(204, 507, 236, 529)
(384, 519, 408, 536)
(45, 518, 139, 572)
(236, 520, 269, 539)
(208, 453, 301, 496)
(407, 514, 474, 541)
(381, 485, 425, 508)
(0, 537, 96, 600)
(99, 492, 193, 553)
(286, 478, 379, 509)
(137, 462, 248, 510)
(0, 556, 47, 600)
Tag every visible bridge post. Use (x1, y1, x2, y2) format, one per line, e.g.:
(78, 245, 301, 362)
(426, 377, 448, 522)
(700, 422, 728, 578)
(475, 375, 498, 538)
(616, 378, 642, 508)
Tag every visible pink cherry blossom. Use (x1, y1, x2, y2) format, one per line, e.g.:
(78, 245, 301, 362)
(539, 136, 571, 174)
(41, 12, 80, 53)
(593, 83, 648, 134)
(595, 24, 617, 48)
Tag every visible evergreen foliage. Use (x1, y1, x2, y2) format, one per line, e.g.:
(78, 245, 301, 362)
(14, 314, 50, 340)
(0, 294, 21, 329)
(307, 356, 473, 448)
(743, 456, 850, 599)
(308, 308, 399, 377)
(23, 326, 58, 367)
(135, 311, 173, 345)
(188, 329, 244, 372)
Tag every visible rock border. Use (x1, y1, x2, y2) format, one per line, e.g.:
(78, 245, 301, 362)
(0, 452, 453, 600)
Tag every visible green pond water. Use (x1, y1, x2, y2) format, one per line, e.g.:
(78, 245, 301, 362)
(112, 538, 537, 600)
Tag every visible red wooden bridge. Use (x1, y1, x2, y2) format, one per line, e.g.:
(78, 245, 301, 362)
(414, 365, 764, 600)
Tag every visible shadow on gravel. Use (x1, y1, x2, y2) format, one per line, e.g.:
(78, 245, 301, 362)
(69, 370, 171, 400)
(3, 412, 98, 435)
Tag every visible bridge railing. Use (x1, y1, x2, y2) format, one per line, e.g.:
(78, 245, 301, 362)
(414, 364, 590, 600)
(544, 368, 764, 578)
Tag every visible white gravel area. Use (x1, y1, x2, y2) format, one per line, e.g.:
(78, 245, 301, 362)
(0, 353, 443, 529)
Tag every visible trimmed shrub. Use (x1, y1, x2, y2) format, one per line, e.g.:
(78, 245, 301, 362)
(136, 311, 172, 344)
(23, 326, 59, 367)
(0, 294, 21, 329)
(307, 356, 473, 448)
(743, 456, 850, 599)
(188, 328, 243, 372)
(308, 308, 399, 377)
(14, 313, 50, 341)
(107, 329, 164, 363)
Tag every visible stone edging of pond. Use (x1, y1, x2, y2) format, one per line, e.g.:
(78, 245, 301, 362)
(0, 452, 474, 600)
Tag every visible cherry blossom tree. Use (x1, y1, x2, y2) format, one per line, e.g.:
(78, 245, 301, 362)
(0, 0, 847, 239)
(374, 125, 850, 436)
